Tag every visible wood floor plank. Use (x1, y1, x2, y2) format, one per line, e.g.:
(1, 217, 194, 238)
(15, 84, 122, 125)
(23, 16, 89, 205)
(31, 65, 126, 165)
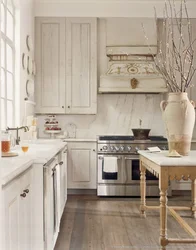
(55, 200, 77, 250)
(100, 201, 132, 250)
(55, 195, 196, 250)
(82, 201, 105, 250)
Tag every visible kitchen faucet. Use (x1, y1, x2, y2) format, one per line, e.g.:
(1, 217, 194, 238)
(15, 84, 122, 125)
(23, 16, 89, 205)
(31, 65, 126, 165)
(6, 126, 29, 145)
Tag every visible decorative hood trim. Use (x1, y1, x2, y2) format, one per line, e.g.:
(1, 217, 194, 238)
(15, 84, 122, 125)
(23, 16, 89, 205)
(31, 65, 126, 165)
(99, 46, 168, 94)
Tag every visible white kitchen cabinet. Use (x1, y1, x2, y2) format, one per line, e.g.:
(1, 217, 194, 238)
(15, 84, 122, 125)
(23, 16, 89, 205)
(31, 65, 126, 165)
(35, 17, 97, 115)
(67, 142, 96, 189)
(3, 177, 20, 250)
(65, 17, 97, 114)
(2, 166, 33, 250)
(58, 146, 68, 217)
(35, 17, 66, 114)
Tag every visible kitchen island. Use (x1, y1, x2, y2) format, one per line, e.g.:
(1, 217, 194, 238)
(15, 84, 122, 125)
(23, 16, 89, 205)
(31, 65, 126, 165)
(138, 150, 196, 250)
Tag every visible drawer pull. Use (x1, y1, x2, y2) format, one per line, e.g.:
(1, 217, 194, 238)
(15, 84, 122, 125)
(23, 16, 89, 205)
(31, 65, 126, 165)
(59, 161, 63, 165)
(24, 189, 29, 194)
(20, 193, 26, 198)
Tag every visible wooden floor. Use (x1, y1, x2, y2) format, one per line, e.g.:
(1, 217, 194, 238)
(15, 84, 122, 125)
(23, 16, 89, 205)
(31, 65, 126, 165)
(55, 194, 196, 250)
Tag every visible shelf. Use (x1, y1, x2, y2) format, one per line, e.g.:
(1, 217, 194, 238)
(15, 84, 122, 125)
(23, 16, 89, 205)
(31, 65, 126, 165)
(44, 124, 59, 127)
(44, 130, 61, 133)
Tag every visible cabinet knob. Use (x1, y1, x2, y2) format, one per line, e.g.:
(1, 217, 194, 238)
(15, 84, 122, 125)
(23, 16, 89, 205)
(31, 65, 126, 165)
(62, 106, 64, 108)
(68, 106, 70, 108)
(20, 193, 26, 198)
(93, 149, 96, 152)
(24, 189, 29, 194)
(59, 161, 63, 165)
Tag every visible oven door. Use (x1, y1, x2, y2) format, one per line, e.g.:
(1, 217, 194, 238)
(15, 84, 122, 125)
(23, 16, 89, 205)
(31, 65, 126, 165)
(124, 155, 158, 184)
(98, 154, 125, 184)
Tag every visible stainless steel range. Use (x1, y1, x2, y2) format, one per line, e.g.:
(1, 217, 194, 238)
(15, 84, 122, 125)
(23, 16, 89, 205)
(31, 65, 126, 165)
(97, 135, 171, 196)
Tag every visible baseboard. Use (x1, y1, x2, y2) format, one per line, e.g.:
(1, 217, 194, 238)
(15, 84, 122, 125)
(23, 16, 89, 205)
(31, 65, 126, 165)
(172, 190, 191, 196)
(67, 189, 97, 195)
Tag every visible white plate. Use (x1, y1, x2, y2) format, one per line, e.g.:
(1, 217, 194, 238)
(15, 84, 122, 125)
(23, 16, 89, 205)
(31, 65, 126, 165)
(26, 35, 32, 51)
(27, 56, 33, 75)
(22, 53, 28, 69)
(26, 79, 35, 97)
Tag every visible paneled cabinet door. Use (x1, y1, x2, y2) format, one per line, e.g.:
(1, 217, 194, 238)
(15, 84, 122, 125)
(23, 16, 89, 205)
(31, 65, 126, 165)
(66, 18, 97, 114)
(20, 168, 33, 250)
(59, 148, 67, 217)
(3, 167, 33, 250)
(35, 17, 66, 113)
(63, 149, 68, 203)
(3, 179, 20, 250)
(67, 142, 96, 189)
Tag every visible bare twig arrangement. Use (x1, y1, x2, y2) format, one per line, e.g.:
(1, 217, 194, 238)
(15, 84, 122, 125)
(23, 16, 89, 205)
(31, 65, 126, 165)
(143, 0, 196, 92)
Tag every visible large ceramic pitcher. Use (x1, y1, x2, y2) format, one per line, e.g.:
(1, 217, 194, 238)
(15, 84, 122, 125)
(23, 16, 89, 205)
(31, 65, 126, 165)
(160, 93, 195, 156)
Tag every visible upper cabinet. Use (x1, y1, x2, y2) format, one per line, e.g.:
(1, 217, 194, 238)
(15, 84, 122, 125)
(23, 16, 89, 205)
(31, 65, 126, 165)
(65, 18, 97, 114)
(35, 18, 66, 114)
(35, 17, 97, 114)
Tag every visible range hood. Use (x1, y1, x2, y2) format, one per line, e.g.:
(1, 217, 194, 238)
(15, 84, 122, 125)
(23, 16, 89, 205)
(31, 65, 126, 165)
(99, 46, 168, 94)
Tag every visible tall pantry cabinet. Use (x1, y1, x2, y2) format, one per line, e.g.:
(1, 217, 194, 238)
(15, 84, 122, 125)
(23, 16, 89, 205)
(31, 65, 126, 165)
(35, 17, 97, 114)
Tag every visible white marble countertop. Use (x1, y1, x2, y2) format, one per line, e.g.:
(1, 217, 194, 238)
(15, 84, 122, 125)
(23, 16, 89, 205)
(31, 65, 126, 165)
(138, 150, 196, 167)
(1, 139, 67, 186)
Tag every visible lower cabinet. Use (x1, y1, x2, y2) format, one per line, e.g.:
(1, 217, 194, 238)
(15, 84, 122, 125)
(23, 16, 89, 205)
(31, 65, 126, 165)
(58, 146, 68, 217)
(44, 149, 68, 250)
(2, 166, 33, 250)
(2, 147, 68, 250)
(67, 142, 96, 189)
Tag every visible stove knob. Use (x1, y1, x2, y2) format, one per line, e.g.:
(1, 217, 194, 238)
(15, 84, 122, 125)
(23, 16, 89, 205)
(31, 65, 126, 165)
(161, 146, 167, 150)
(135, 146, 140, 152)
(115, 146, 120, 151)
(127, 146, 132, 151)
(103, 146, 108, 151)
(110, 146, 115, 151)
(120, 146, 124, 151)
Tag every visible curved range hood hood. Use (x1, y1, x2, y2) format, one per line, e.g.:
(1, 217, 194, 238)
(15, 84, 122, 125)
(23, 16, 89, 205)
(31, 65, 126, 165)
(99, 46, 168, 94)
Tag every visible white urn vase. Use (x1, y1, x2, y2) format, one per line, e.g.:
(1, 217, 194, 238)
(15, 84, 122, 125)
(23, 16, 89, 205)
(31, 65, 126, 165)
(160, 92, 195, 156)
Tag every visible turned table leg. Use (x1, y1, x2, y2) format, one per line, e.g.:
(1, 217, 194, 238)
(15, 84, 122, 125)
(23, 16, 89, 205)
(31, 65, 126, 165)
(191, 179, 196, 219)
(159, 170, 169, 250)
(140, 161, 146, 217)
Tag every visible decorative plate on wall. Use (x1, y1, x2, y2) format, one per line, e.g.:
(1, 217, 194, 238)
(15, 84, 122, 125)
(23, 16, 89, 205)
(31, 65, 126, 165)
(26, 79, 35, 98)
(26, 35, 32, 51)
(22, 53, 28, 70)
(27, 56, 33, 75)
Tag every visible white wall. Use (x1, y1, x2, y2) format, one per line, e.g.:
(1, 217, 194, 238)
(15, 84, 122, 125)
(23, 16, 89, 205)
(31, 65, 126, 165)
(34, 0, 196, 18)
(38, 94, 165, 139)
(18, 0, 35, 126)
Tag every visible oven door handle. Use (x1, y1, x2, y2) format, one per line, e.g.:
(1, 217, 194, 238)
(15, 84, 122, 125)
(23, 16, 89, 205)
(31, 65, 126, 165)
(98, 156, 121, 160)
(125, 157, 138, 160)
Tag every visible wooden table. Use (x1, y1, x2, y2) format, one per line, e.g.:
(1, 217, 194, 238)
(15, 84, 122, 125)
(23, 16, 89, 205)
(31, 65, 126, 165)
(139, 150, 196, 250)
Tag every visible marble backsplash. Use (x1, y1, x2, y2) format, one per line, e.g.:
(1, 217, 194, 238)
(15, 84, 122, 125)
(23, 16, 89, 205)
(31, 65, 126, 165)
(37, 94, 169, 139)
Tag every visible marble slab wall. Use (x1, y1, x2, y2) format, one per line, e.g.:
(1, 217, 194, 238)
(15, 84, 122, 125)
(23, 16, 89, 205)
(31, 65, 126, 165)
(37, 94, 166, 139)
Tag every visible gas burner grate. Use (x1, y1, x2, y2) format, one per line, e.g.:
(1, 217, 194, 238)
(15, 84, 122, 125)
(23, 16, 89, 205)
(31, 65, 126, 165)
(98, 135, 167, 141)
(99, 136, 134, 141)
(148, 136, 167, 141)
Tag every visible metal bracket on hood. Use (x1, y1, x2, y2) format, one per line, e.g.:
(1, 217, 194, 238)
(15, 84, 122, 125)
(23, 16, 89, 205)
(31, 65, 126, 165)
(130, 78, 139, 89)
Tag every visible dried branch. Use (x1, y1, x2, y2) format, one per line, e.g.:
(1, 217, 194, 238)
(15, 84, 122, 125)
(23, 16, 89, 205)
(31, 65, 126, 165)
(143, 0, 196, 92)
